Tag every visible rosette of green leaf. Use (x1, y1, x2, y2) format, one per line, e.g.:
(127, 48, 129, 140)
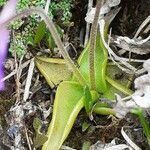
(50, 0, 72, 24)
(33, 2, 132, 149)
(36, 34, 131, 149)
(2, 2, 131, 149)
(0, 0, 6, 6)
(6, 0, 72, 57)
(0, 1, 133, 148)
(36, 26, 132, 150)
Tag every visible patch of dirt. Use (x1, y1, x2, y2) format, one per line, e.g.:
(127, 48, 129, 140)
(66, 112, 149, 149)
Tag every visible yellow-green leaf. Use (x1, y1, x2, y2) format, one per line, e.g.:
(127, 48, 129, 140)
(74, 33, 108, 93)
(42, 81, 84, 150)
(33, 118, 48, 148)
(35, 57, 72, 88)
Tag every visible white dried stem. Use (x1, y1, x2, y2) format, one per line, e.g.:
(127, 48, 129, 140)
(45, 0, 51, 14)
(121, 127, 142, 150)
(134, 15, 150, 38)
(23, 58, 34, 102)
(16, 55, 24, 102)
(1, 60, 31, 82)
(99, 19, 138, 74)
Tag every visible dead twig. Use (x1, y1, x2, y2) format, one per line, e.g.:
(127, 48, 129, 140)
(121, 127, 142, 150)
(24, 126, 32, 150)
(134, 15, 150, 38)
(23, 58, 35, 102)
(1, 60, 31, 82)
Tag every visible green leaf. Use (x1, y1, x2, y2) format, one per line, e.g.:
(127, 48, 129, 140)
(82, 122, 90, 132)
(132, 108, 150, 142)
(83, 86, 93, 114)
(42, 81, 84, 150)
(46, 25, 63, 49)
(74, 34, 130, 99)
(74, 33, 132, 99)
(34, 21, 47, 45)
(35, 57, 72, 88)
(46, 32, 56, 49)
(105, 76, 133, 96)
(82, 141, 91, 150)
(74, 33, 108, 93)
(33, 118, 42, 132)
(33, 118, 48, 148)
(93, 102, 116, 116)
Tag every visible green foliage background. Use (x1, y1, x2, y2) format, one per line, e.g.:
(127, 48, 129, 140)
(0, 0, 72, 57)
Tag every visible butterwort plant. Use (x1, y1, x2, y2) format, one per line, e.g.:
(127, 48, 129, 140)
(0, 0, 132, 149)
(34, 1, 132, 149)
(1, 0, 150, 149)
(0, 0, 17, 90)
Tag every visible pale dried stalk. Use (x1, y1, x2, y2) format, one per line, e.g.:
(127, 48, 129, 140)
(100, 19, 137, 73)
(134, 15, 150, 38)
(23, 58, 34, 102)
(16, 55, 24, 102)
(45, 0, 51, 14)
(121, 127, 142, 150)
(1, 60, 31, 82)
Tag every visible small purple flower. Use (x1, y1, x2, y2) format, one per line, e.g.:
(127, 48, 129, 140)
(0, 0, 17, 90)
(0, 28, 9, 90)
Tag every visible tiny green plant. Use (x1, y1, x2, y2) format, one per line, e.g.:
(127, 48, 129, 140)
(132, 108, 150, 145)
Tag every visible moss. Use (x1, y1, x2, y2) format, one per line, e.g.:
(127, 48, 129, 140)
(1, 0, 73, 57)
